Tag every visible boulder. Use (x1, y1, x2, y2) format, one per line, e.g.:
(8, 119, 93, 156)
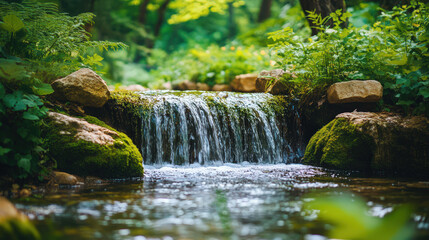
(256, 69, 295, 95)
(196, 83, 210, 91)
(327, 80, 383, 104)
(43, 112, 143, 178)
(212, 84, 233, 91)
(304, 112, 429, 178)
(52, 68, 110, 107)
(175, 80, 197, 90)
(0, 197, 40, 240)
(230, 74, 258, 92)
(52, 171, 78, 185)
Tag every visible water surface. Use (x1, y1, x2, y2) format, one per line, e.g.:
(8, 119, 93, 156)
(14, 164, 429, 239)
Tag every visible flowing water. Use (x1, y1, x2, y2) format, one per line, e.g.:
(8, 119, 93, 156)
(14, 164, 429, 239)
(11, 91, 429, 239)
(138, 91, 303, 165)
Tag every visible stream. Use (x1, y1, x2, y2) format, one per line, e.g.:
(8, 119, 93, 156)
(14, 164, 429, 239)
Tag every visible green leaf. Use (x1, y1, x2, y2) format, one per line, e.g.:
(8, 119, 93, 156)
(17, 156, 31, 172)
(0, 59, 30, 81)
(387, 54, 408, 65)
(1, 15, 25, 33)
(418, 87, 429, 98)
(397, 100, 414, 106)
(32, 83, 54, 96)
(0, 146, 11, 156)
(3, 94, 18, 108)
(22, 112, 39, 121)
(13, 100, 27, 111)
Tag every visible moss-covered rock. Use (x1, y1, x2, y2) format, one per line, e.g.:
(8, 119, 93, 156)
(304, 112, 429, 178)
(0, 197, 40, 240)
(304, 118, 374, 170)
(43, 112, 143, 178)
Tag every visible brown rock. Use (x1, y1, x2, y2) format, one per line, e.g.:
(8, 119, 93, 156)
(196, 83, 210, 91)
(256, 69, 292, 95)
(230, 74, 258, 92)
(52, 68, 110, 107)
(175, 80, 197, 90)
(327, 80, 383, 104)
(0, 197, 21, 219)
(48, 112, 118, 145)
(212, 84, 233, 91)
(52, 171, 78, 185)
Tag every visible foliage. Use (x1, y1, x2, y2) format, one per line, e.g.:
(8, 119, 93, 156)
(305, 194, 414, 240)
(168, 0, 245, 24)
(268, 1, 429, 116)
(0, 62, 51, 180)
(149, 44, 272, 86)
(0, 0, 126, 82)
(0, 1, 125, 180)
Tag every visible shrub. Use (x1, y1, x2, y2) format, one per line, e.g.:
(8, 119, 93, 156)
(268, 1, 429, 116)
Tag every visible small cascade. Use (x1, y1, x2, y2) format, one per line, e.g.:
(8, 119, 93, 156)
(138, 90, 303, 165)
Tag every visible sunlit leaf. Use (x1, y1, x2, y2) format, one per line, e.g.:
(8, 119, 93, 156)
(1, 14, 25, 33)
(33, 83, 54, 96)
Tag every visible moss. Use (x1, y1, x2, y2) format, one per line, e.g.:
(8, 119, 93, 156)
(304, 118, 374, 171)
(0, 217, 40, 240)
(42, 114, 143, 178)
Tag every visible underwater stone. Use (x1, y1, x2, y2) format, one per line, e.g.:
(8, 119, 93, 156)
(304, 112, 429, 178)
(327, 80, 383, 104)
(52, 68, 110, 107)
(43, 112, 143, 178)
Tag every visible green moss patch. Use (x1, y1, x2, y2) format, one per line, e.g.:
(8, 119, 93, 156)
(42, 113, 143, 178)
(304, 118, 374, 171)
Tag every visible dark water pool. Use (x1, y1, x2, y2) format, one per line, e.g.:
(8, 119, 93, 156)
(13, 164, 429, 239)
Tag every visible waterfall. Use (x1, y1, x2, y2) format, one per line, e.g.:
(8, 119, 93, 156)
(137, 90, 303, 165)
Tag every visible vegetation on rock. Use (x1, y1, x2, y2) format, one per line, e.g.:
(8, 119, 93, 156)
(42, 112, 143, 178)
(304, 112, 429, 177)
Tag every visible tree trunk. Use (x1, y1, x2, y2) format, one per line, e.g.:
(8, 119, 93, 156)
(228, 2, 237, 39)
(154, 0, 171, 37)
(299, 0, 346, 35)
(257, 0, 272, 23)
(138, 0, 151, 25)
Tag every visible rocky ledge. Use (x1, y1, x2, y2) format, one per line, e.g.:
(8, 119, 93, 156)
(303, 112, 429, 178)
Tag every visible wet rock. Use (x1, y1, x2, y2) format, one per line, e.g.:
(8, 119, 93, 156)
(0, 197, 40, 240)
(52, 68, 110, 107)
(212, 84, 233, 91)
(52, 171, 78, 185)
(230, 73, 258, 92)
(327, 80, 383, 104)
(256, 69, 295, 95)
(304, 112, 429, 178)
(43, 112, 143, 178)
(196, 83, 210, 91)
(175, 80, 197, 90)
